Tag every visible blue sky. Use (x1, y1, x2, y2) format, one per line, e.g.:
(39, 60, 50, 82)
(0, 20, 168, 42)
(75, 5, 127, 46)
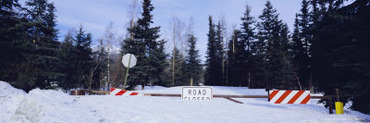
(20, 0, 302, 63)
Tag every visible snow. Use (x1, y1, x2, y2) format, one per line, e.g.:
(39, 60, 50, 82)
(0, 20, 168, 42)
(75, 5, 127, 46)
(1, 81, 369, 123)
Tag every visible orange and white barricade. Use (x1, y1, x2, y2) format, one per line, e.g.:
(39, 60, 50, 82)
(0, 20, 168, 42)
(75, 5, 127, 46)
(110, 88, 144, 96)
(269, 90, 310, 104)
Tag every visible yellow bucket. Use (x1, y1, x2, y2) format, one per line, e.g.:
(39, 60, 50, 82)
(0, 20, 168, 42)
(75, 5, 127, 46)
(335, 102, 344, 114)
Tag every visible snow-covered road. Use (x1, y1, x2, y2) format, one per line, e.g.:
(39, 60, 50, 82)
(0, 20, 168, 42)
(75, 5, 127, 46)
(1, 81, 369, 123)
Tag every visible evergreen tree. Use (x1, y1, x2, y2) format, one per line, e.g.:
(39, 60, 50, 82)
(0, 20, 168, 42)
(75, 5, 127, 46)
(279, 24, 295, 89)
(295, 0, 312, 90)
(58, 32, 77, 89)
(239, 4, 256, 87)
(226, 29, 242, 86)
(184, 34, 202, 86)
(0, 0, 26, 83)
(121, 0, 165, 90)
(256, 1, 293, 89)
(169, 47, 186, 86)
(205, 16, 223, 86)
(14, 0, 61, 91)
(311, 0, 370, 114)
(74, 26, 93, 88)
(215, 21, 225, 85)
(90, 39, 108, 89)
(291, 15, 306, 89)
(152, 40, 169, 86)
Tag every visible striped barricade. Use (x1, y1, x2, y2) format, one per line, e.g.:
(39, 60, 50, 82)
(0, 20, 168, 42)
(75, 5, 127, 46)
(110, 88, 144, 96)
(269, 90, 310, 104)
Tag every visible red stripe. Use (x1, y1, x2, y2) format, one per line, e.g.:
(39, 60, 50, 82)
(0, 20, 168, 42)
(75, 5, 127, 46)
(300, 93, 310, 104)
(116, 90, 127, 95)
(130, 92, 138, 96)
(288, 91, 304, 104)
(269, 91, 278, 101)
(275, 90, 292, 104)
(110, 88, 116, 92)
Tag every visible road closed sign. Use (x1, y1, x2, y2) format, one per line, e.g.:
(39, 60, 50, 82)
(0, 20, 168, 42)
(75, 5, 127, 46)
(182, 87, 213, 100)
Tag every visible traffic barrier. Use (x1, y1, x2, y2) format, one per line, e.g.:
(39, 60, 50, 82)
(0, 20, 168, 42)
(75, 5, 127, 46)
(269, 90, 310, 104)
(110, 88, 144, 96)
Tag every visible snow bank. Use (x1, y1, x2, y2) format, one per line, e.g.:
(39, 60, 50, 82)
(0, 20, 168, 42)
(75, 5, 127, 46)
(1, 81, 369, 123)
(0, 81, 26, 123)
(0, 81, 26, 96)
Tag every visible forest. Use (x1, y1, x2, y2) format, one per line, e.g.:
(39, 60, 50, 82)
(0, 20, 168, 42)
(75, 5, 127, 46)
(1, 0, 369, 114)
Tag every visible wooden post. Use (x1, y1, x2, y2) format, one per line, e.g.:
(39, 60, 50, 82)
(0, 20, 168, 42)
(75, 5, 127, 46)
(328, 97, 333, 114)
(266, 89, 270, 102)
(336, 88, 340, 102)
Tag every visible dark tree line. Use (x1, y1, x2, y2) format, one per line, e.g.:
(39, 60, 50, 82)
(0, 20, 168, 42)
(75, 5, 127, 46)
(204, 0, 370, 114)
(1, 0, 369, 114)
(121, 0, 203, 88)
(1, 0, 108, 91)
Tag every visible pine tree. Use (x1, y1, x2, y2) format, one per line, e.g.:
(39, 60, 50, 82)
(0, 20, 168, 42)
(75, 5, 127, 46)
(152, 40, 169, 86)
(0, 0, 26, 83)
(205, 16, 223, 86)
(14, 0, 61, 91)
(215, 21, 225, 85)
(90, 39, 108, 89)
(239, 4, 256, 87)
(74, 26, 93, 88)
(169, 47, 186, 86)
(256, 1, 292, 89)
(311, 0, 370, 114)
(227, 29, 242, 86)
(295, 0, 312, 90)
(58, 32, 77, 89)
(291, 15, 305, 89)
(121, 0, 165, 89)
(184, 34, 202, 86)
(279, 24, 295, 89)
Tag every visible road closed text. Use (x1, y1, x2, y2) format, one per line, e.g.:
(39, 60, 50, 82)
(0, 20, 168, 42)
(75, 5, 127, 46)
(182, 87, 213, 100)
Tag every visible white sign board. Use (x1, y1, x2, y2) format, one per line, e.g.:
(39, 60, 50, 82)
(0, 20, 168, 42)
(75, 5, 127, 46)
(182, 87, 213, 100)
(122, 53, 137, 68)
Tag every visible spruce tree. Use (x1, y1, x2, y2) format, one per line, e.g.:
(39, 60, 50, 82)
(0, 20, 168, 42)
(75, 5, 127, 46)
(184, 34, 202, 86)
(90, 39, 108, 89)
(227, 29, 242, 86)
(205, 16, 223, 86)
(151, 40, 169, 86)
(169, 47, 186, 86)
(291, 15, 306, 89)
(15, 0, 61, 91)
(58, 32, 77, 89)
(121, 0, 165, 89)
(239, 4, 256, 87)
(296, 0, 312, 90)
(0, 0, 26, 83)
(311, 0, 370, 114)
(215, 21, 225, 85)
(256, 1, 292, 89)
(74, 26, 93, 88)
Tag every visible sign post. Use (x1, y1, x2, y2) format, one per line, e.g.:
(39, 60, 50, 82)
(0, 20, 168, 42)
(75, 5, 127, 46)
(122, 53, 137, 89)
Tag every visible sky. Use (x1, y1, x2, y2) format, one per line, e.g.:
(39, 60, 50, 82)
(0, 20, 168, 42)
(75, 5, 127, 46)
(20, 0, 302, 63)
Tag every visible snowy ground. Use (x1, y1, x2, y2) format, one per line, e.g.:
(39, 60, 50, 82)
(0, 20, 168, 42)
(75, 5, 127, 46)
(1, 81, 369, 123)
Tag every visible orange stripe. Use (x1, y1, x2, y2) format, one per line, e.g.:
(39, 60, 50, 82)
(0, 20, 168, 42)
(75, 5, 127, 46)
(275, 90, 292, 104)
(288, 91, 304, 104)
(300, 93, 310, 104)
(130, 92, 138, 96)
(269, 91, 278, 101)
(110, 88, 116, 92)
(116, 90, 127, 95)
